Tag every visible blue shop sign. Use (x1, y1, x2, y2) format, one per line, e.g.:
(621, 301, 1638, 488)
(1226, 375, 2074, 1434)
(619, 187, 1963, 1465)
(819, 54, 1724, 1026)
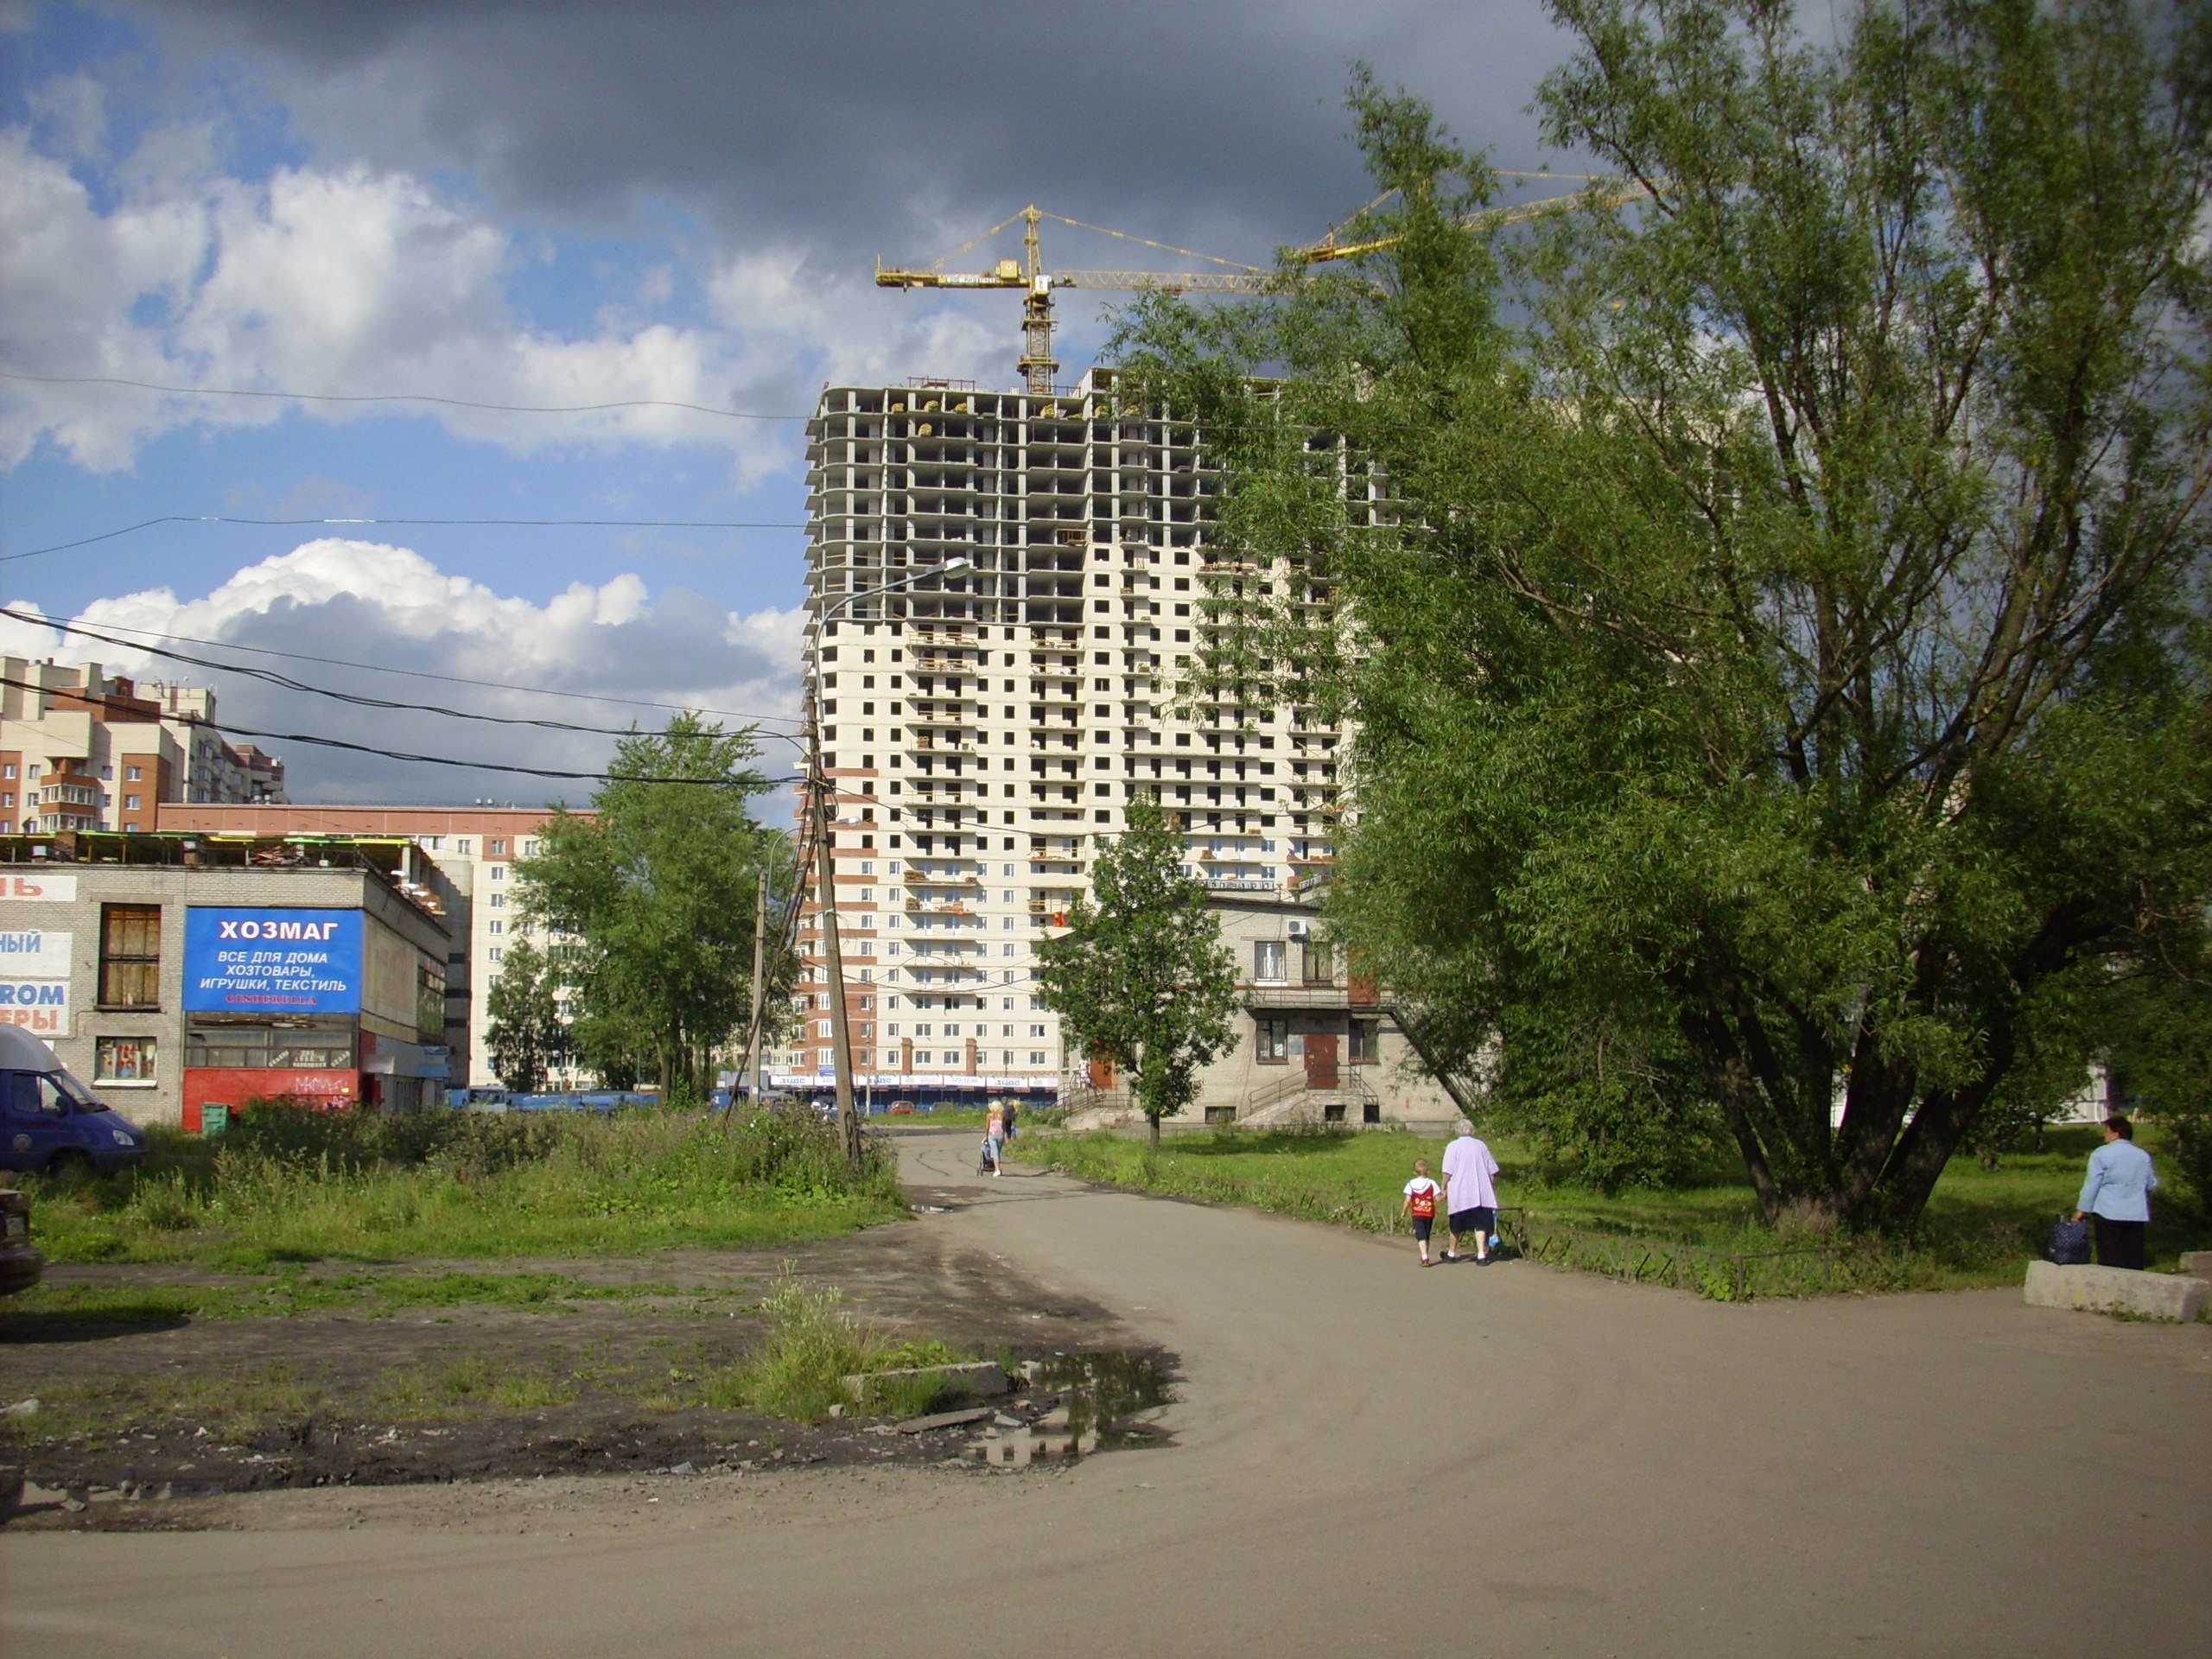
(183, 908, 363, 1014)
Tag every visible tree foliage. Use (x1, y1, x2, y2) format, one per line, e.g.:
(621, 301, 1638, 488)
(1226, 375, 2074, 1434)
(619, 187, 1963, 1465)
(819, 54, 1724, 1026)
(1038, 796, 1243, 1148)
(483, 934, 563, 1094)
(1116, 1, 2212, 1227)
(515, 715, 792, 1103)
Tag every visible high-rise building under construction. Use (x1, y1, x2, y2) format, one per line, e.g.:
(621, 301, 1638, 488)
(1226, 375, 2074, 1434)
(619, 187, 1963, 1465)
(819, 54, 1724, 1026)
(774, 369, 1346, 1102)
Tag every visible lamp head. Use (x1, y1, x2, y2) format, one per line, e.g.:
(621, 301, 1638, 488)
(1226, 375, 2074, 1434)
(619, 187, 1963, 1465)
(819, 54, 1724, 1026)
(939, 557, 973, 575)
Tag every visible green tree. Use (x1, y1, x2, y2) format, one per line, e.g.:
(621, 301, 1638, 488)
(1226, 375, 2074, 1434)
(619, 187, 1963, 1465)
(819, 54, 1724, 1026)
(483, 934, 563, 1094)
(1039, 796, 1242, 1150)
(1118, 2, 2212, 1228)
(516, 715, 792, 1103)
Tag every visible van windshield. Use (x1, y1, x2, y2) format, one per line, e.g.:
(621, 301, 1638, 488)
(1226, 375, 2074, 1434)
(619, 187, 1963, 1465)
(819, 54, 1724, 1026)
(46, 1070, 100, 1110)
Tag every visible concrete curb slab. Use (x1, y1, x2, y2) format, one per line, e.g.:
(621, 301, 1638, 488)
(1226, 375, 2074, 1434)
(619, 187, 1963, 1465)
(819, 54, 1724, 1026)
(2024, 1260, 2207, 1321)
(842, 1361, 1008, 1402)
(2179, 1250, 2212, 1284)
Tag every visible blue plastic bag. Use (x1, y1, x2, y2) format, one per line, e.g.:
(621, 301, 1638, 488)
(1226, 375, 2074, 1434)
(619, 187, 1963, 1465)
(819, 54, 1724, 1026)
(2044, 1215, 2091, 1266)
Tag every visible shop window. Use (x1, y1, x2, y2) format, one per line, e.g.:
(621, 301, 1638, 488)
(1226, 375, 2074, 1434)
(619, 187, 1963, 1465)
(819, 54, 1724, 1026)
(98, 904, 162, 1008)
(1256, 1017, 1290, 1063)
(95, 1036, 158, 1083)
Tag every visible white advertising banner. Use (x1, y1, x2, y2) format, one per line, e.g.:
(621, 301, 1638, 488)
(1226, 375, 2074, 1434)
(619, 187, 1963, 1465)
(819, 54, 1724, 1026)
(0, 871, 78, 903)
(0, 978, 71, 1036)
(0, 929, 72, 976)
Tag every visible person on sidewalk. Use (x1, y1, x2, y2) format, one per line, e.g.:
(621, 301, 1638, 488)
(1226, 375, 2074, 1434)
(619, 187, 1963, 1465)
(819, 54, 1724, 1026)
(2073, 1115, 2158, 1270)
(1440, 1120, 1501, 1263)
(984, 1105, 1007, 1178)
(1402, 1159, 1443, 1267)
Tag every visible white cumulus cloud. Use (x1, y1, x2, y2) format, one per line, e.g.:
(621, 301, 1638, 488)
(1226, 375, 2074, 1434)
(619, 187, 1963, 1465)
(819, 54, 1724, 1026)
(0, 109, 1010, 480)
(1, 539, 806, 805)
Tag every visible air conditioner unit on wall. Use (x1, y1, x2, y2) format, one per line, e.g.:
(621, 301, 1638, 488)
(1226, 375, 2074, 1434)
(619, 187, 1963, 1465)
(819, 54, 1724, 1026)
(1286, 919, 1310, 939)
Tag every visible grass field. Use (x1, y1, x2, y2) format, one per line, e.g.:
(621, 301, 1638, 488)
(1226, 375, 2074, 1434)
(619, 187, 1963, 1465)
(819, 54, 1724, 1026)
(1036, 1124, 2212, 1297)
(12, 1104, 906, 1271)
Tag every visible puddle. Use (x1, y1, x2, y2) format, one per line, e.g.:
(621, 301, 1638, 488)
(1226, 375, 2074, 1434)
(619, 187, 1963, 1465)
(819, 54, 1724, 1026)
(1029, 1351, 1174, 1448)
(963, 1350, 1175, 1469)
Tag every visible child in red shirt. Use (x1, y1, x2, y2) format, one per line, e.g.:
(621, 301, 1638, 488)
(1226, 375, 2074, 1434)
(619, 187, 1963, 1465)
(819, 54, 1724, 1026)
(1402, 1157, 1443, 1267)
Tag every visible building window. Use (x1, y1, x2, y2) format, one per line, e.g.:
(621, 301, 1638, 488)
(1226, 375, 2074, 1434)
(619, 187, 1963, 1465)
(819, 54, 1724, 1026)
(1350, 1019, 1379, 1065)
(1301, 940, 1334, 984)
(1254, 940, 1287, 982)
(98, 904, 162, 1008)
(523, 839, 539, 855)
(490, 864, 505, 880)
(456, 839, 473, 855)
(488, 920, 505, 936)
(489, 839, 509, 855)
(124, 794, 142, 810)
(1256, 1017, 1290, 1063)
(488, 947, 503, 963)
(488, 892, 505, 908)
(95, 1036, 158, 1084)
(1029, 1051, 1046, 1066)
(124, 765, 143, 781)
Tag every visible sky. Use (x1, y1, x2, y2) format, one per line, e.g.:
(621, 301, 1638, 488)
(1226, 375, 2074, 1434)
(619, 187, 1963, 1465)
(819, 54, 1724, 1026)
(0, 0, 1585, 804)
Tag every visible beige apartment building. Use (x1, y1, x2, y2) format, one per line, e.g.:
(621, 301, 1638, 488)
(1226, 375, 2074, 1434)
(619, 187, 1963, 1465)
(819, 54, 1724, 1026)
(156, 804, 580, 1090)
(0, 658, 284, 834)
(782, 370, 1376, 1114)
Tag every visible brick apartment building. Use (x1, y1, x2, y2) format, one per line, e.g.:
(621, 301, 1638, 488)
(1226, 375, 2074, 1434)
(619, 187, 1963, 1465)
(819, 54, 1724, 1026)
(0, 658, 285, 835)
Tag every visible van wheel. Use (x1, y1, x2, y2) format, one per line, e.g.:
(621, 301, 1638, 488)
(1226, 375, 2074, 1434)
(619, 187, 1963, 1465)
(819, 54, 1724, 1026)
(45, 1148, 95, 1184)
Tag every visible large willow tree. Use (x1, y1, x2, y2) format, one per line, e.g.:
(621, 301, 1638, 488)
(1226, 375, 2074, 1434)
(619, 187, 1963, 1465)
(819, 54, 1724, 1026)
(1121, 0, 2212, 1229)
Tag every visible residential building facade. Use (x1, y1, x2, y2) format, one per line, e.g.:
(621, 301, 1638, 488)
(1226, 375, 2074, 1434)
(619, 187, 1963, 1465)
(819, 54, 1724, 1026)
(783, 371, 1364, 1111)
(0, 658, 286, 836)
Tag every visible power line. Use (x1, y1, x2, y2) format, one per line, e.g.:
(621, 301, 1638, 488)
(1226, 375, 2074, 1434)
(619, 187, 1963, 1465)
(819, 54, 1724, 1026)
(0, 607, 805, 735)
(0, 369, 810, 422)
(2, 607, 678, 740)
(0, 673, 798, 788)
(2, 513, 807, 565)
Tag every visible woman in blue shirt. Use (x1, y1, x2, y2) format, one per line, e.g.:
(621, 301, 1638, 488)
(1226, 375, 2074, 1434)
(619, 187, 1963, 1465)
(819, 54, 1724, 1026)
(2072, 1116, 2158, 1271)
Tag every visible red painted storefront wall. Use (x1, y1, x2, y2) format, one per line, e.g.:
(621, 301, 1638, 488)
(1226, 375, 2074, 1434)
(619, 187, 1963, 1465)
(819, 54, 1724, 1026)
(181, 1068, 359, 1132)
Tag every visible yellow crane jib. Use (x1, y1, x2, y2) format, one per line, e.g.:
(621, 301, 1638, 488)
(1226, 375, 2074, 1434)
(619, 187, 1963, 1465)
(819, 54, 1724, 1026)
(874, 188, 1655, 394)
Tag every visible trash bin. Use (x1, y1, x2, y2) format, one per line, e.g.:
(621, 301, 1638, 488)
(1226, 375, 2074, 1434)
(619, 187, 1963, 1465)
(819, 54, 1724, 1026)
(200, 1103, 230, 1137)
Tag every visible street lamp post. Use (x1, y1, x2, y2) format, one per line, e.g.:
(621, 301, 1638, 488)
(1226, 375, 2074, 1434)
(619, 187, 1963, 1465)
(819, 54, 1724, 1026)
(809, 556, 971, 1165)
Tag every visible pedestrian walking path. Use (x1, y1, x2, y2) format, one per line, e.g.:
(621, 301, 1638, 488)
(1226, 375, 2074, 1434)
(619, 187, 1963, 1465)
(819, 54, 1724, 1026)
(6, 1130, 2209, 1657)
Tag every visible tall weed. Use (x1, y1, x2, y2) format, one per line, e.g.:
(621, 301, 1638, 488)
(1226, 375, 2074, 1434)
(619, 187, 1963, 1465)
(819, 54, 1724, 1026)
(24, 1104, 903, 1265)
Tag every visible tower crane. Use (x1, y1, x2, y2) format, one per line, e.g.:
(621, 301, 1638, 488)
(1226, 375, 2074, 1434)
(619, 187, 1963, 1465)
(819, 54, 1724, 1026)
(874, 183, 1656, 393)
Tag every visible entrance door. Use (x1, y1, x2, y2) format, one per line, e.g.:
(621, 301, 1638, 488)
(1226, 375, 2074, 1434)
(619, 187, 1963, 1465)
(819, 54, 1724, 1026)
(1088, 1055, 1117, 1090)
(1304, 1032, 1339, 1090)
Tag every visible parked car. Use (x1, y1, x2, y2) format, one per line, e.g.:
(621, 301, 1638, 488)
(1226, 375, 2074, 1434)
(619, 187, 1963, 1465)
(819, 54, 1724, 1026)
(0, 1025, 149, 1179)
(0, 1188, 40, 1296)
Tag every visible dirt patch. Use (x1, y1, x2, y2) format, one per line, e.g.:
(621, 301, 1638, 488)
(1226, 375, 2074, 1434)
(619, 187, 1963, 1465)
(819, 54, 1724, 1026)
(1, 1212, 1169, 1526)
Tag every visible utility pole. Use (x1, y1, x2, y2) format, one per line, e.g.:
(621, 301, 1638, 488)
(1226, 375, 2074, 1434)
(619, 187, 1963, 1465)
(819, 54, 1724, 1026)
(733, 861, 769, 1122)
(809, 715, 863, 1167)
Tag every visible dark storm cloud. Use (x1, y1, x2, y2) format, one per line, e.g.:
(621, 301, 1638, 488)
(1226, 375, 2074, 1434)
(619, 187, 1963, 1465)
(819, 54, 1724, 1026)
(119, 0, 1579, 267)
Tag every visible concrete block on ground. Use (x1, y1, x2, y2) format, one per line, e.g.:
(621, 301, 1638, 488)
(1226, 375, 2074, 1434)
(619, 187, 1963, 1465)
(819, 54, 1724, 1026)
(2024, 1261, 2208, 1321)
(2179, 1250, 2212, 1284)
(843, 1361, 1008, 1402)
(894, 1406, 994, 1434)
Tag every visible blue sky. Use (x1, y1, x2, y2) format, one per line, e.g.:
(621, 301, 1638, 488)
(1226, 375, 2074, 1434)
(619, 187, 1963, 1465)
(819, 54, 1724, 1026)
(0, 0, 1574, 802)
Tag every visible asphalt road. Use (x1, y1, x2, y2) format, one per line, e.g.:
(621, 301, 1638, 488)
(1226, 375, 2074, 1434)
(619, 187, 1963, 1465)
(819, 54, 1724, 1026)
(6, 1130, 2209, 1657)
